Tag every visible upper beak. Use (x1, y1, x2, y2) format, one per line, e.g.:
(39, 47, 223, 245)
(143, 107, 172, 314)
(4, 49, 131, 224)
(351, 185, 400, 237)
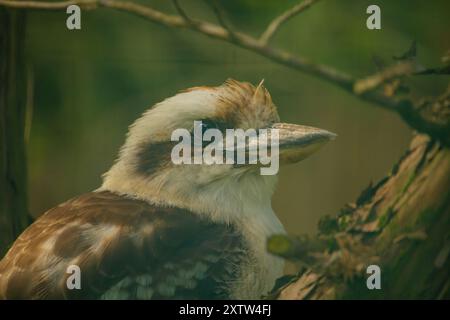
(224, 122, 336, 166)
(273, 123, 336, 164)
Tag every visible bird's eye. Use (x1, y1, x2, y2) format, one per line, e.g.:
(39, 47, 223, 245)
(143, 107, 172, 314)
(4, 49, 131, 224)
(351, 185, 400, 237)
(199, 120, 219, 135)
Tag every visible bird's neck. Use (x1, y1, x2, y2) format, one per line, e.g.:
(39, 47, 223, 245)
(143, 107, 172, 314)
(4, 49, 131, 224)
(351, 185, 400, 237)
(100, 161, 281, 227)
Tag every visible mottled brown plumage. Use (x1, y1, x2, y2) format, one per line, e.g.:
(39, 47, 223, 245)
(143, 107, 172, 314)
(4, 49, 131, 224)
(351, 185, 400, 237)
(0, 191, 244, 299)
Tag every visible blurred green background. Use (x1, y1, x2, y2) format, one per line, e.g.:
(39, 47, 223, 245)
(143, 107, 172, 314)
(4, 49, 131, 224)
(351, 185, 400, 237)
(24, 0, 449, 239)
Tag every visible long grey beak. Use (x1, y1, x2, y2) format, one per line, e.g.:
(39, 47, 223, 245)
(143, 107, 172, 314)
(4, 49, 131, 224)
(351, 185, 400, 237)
(273, 123, 336, 164)
(225, 122, 336, 165)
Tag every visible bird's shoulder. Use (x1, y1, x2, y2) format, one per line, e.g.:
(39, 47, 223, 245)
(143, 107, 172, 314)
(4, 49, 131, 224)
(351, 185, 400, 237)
(0, 191, 246, 299)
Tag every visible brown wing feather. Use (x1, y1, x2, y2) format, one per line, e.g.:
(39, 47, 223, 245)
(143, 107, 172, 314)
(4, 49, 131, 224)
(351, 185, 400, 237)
(0, 191, 245, 299)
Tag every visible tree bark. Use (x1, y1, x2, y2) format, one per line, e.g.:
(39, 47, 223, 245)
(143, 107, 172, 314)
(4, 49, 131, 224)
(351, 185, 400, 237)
(0, 8, 29, 257)
(270, 134, 450, 299)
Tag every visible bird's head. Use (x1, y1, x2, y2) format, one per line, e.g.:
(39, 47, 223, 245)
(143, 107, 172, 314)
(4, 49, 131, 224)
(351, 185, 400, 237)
(102, 79, 335, 222)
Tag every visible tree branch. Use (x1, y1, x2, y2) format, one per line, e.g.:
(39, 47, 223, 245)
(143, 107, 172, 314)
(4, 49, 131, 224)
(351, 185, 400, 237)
(260, 0, 320, 45)
(0, 0, 353, 89)
(0, 0, 448, 145)
(0, 0, 97, 9)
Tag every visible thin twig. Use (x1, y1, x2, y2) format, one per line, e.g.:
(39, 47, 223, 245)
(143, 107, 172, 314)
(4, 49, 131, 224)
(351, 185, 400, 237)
(260, 0, 319, 45)
(171, 0, 193, 24)
(354, 61, 415, 95)
(207, 0, 237, 40)
(414, 65, 450, 76)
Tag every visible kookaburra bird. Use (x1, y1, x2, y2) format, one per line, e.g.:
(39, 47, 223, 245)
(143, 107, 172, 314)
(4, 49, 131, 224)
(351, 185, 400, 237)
(0, 79, 335, 299)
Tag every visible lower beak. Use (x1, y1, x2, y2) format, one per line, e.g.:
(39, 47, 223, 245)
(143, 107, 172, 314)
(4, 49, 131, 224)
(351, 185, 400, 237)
(273, 123, 336, 164)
